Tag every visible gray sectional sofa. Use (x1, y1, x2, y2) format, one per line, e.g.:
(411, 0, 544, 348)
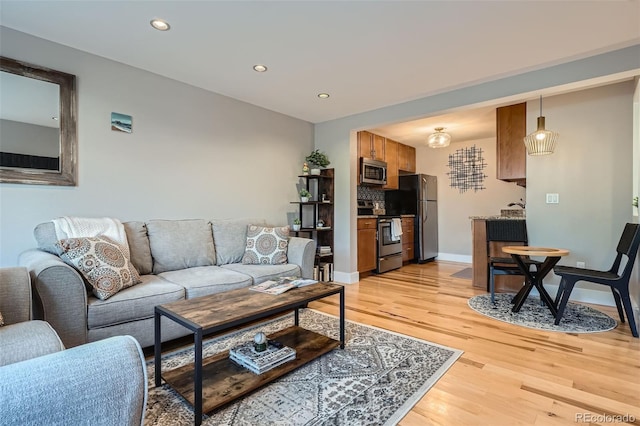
(18, 218, 316, 348)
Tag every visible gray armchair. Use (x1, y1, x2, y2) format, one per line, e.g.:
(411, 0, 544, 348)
(0, 267, 148, 425)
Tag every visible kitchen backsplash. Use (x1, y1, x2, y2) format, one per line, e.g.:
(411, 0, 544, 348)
(357, 186, 385, 207)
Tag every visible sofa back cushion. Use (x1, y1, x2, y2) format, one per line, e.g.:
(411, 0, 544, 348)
(34, 222, 59, 255)
(122, 221, 153, 275)
(211, 218, 266, 265)
(35, 221, 153, 276)
(147, 219, 216, 274)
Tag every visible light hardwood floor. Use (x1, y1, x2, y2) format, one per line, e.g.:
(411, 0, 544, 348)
(309, 261, 640, 426)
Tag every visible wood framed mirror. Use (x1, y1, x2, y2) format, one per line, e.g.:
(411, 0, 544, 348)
(0, 56, 77, 186)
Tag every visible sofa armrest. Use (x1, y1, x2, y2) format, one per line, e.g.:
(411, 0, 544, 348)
(0, 335, 147, 426)
(0, 320, 65, 366)
(18, 249, 89, 348)
(287, 237, 317, 279)
(0, 266, 31, 324)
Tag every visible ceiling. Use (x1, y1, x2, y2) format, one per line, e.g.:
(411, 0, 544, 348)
(1, 1, 639, 144)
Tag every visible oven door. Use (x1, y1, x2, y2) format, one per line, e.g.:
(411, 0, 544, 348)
(378, 219, 402, 257)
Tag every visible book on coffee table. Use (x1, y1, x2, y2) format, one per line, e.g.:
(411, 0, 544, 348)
(249, 276, 318, 295)
(230, 341, 296, 374)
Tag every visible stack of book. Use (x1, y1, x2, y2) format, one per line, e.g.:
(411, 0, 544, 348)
(229, 341, 296, 374)
(313, 262, 333, 282)
(317, 246, 332, 256)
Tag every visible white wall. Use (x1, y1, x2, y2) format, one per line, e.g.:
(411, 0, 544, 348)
(418, 138, 525, 259)
(0, 119, 59, 156)
(316, 44, 640, 293)
(0, 28, 314, 266)
(526, 82, 634, 303)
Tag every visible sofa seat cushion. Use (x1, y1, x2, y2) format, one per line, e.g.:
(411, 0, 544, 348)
(221, 263, 301, 284)
(87, 274, 184, 329)
(159, 266, 253, 299)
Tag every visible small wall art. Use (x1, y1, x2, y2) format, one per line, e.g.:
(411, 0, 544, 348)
(111, 112, 132, 133)
(446, 145, 487, 193)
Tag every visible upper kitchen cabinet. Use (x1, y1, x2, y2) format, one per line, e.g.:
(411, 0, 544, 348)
(358, 131, 385, 161)
(383, 138, 399, 190)
(496, 103, 527, 186)
(398, 143, 416, 173)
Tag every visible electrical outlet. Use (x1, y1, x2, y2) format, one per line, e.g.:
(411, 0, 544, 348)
(546, 193, 559, 204)
(576, 261, 586, 268)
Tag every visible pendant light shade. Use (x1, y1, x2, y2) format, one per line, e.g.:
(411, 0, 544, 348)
(427, 127, 451, 148)
(523, 96, 558, 155)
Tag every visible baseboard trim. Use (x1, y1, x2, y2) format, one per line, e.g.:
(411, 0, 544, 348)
(436, 253, 472, 263)
(334, 270, 358, 284)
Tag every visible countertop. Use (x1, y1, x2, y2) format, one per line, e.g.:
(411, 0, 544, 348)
(357, 214, 416, 219)
(469, 215, 525, 220)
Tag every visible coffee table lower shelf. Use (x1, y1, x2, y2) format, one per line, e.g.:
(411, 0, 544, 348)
(161, 325, 341, 414)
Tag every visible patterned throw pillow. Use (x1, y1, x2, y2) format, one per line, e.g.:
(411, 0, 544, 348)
(242, 225, 289, 265)
(0, 310, 4, 326)
(56, 236, 141, 300)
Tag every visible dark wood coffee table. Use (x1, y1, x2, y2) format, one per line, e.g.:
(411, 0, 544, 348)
(154, 282, 344, 426)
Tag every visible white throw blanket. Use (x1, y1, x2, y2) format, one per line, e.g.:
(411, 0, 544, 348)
(52, 216, 131, 260)
(391, 218, 403, 240)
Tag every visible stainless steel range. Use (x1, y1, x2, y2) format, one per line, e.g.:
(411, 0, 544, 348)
(376, 216, 403, 273)
(358, 200, 403, 273)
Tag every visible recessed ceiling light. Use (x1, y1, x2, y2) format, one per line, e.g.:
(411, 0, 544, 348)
(150, 19, 170, 31)
(253, 64, 268, 72)
(318, 93, 330, 99)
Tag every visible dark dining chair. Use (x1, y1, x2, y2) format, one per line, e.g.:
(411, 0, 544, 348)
(553, 223, 640, 337)
(486, 219, 541, 304)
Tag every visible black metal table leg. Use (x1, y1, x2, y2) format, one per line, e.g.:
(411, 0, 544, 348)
(154, 309, 162, 387)
(194, 329, 203, 426)
(294, 307, 299, 326)
(339, 287, 345, 349)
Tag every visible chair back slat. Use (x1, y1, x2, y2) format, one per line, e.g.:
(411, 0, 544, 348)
(616, 223, 640, 257)
(486, 220, 528, 243)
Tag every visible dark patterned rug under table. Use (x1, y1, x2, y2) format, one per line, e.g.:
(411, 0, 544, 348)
(145, 309, 462, 426)
(468, 293, 617, 334)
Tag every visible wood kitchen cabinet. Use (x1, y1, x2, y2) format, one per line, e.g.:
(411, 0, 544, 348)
(496, 103, 526, 187)
(401, 217, 415, 262)
(383, 138, 399, 190)
(358, 131, 385, 161)
(398, 143, 416, 173)
(357, 218, 377, 273)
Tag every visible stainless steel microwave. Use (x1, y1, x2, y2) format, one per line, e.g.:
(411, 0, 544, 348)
(360, 157, 387, 185)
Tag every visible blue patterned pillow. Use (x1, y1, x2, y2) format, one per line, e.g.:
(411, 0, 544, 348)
(56, 236, 141, 300)
(242, 225, 289, 265)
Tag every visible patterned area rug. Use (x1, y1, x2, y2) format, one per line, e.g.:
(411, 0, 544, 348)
(468, 293, 617, 333)
(145, 309, 462, 426)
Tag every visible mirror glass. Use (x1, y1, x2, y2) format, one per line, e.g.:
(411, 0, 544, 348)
(0, 57, 77, 186)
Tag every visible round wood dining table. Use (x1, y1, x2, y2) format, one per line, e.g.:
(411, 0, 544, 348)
(502, 246, 570, 315)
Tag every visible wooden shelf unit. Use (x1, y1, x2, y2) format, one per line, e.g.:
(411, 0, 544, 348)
(291, 168, 334, 267)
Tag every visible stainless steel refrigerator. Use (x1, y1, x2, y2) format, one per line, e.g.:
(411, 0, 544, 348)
(385, 174, 438, 262)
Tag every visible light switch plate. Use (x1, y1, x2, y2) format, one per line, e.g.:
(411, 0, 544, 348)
(546, 193, 559, 204)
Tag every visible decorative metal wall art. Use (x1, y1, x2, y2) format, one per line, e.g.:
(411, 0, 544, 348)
(446, 145, 487, 193)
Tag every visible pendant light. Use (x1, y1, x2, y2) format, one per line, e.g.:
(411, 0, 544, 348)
(427, 127, 451, 148)
(523, 96, 558, 155)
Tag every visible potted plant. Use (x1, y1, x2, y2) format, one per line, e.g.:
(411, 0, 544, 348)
(292, 218, 301, 231)
(299, 189, 311, 202)
(305, 149, 330, 175)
